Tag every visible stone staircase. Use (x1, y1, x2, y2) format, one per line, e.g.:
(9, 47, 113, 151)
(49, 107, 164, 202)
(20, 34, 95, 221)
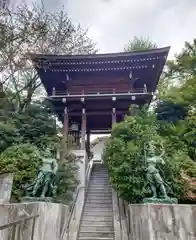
(77, 163, 114, 240)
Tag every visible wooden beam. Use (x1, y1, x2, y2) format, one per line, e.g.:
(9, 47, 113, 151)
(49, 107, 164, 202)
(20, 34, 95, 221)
(63, 107, 69, 149)
(81, 108, 86, 150)
(68, 110, 128, 116)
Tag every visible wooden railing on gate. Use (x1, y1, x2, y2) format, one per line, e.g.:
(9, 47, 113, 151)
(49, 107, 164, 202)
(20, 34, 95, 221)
(52, 87, 146, 96)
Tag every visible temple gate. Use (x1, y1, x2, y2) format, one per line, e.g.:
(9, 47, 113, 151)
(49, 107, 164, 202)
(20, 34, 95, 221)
(31, 47, 169, 157)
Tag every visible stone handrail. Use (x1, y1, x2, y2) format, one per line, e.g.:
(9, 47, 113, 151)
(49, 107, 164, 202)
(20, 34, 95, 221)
(113, 193, 130, 240)
(60, 160, 93, 240)
(0, 214, 39, 239)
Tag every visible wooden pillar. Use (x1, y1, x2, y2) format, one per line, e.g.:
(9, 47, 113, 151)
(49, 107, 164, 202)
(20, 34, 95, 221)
(63, 106, 69, 149)
(81, 108, 86, 150)
(112, 107, 116, 126)
(86, 131, 90, 159)
(112, 96, 116, 126)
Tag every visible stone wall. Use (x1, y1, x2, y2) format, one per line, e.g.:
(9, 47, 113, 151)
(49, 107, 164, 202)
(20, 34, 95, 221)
(128, 204, 196, 240)
(0, 202, 69, 240)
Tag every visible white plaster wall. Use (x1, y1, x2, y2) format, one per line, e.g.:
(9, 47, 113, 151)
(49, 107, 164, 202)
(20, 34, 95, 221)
(71, 150, 86, 186)
(91, 137, 108, 161)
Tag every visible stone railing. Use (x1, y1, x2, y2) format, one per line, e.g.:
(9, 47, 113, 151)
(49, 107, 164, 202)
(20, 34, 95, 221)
(115, 198, 196, 240)
(0, 202, 69, 240)
(0, 214, 39, 240)
(60, 158, 93, 240)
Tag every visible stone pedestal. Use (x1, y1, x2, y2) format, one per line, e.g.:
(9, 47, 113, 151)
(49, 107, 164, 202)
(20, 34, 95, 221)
(143, 197, 178, 204)
(129, 204, 196, 240)
(0, 173, 13, 203)
(21, 197, 52, 202)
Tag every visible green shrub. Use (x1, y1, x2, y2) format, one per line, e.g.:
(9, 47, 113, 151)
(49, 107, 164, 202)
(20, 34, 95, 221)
(54, 152, 79, 204)
(0, 143, 42, 201)
(103, 108, 196, 203)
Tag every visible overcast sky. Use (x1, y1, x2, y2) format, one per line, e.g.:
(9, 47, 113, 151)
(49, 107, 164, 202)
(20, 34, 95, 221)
(34, 0, 196, 58)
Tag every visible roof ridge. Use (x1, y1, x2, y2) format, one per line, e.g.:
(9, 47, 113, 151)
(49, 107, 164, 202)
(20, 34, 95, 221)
(29, 46, 170, 60)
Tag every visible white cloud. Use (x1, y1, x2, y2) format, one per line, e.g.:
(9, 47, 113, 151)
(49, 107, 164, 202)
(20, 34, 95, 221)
(64, 0, 196, 58)
(26, 0, 196, 58)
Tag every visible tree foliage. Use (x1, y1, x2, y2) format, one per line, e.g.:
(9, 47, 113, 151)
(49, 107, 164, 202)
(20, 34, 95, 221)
(103, 107, 196, 203)
(103, 38, 196, 203)
(0, 95, 57, 152)
(124, 36, 157, 52)
(0, 3, 96, 112)
(167, 39, 196, 80)
(0, 144, 42, 201)
(54, 152, 79, 204)
(0, 92, 78, 202)
(0, 1, 96, 204)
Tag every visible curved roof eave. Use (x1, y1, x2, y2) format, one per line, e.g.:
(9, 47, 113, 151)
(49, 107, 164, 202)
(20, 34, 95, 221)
(29, 46, 170, 60)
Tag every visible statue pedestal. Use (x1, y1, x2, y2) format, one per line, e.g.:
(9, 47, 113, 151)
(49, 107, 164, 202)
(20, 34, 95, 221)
(21, 197, 53, 203)
(143, 197, 178, 204)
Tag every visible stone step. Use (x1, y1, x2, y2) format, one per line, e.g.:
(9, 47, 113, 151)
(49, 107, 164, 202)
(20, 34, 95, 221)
(78, 231, 114, 238)
(87, 191, 111, 194)
(90, 175, 109, 177)
(91, 175, 109, 177)
(83, 211, 113, 216)
(80, 220, 113, 226)
(85, 197, 112, 200)
(91, 169, 108, 171)
(90, 178, 109, 181)
(84, 207, 113, 210)
(83, 207, 113, 211)
(85, 202, 112, 205)
(86, 194, 111, 198)
(78, 237, 113, 240)
(88, 188, 111, 191)
(87, 186, 112, 190)
(84, 204, 113, 207)
(86, 194, 111, 197)
(89, 182, 109, 184)
(89, 181, 110, 183)
(87, 192, 112, 195)
(89, 184, 110, 186)
(86, 193, 112, 201)
(85, 204, 112, 207)
(79, 226, 114, 232)
(89, 180, 110, 182)
(84, 208, 113, 211)
(88, 185, 111, 187)
(85, 197, 112, 201)
(85, 199, 112, 202)
(89, 178, 109, 179)
(91, 173, 108, 175)
(86, 196, 112, 199)
(87, 188, 111, 191)
(88, 183, 111, 186)
(81, 215, 113, 220)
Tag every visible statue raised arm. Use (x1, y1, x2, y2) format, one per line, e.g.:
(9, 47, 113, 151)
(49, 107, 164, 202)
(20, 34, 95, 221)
(142, 141, 177, 204)
(145, 141, 168, 199)
(23, 148, 58, 201)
